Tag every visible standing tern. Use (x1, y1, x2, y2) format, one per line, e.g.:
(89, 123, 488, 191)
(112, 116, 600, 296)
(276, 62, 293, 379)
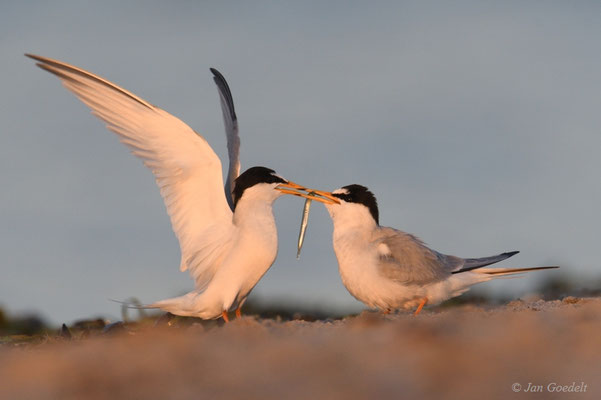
(307, 184, 558, 315)
(26, 54, 325, 321)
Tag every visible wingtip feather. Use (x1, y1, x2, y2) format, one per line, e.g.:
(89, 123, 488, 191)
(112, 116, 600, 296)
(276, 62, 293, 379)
(26, 53, 154, 109)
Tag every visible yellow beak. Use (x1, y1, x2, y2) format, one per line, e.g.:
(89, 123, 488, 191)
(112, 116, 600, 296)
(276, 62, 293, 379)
(275, 182, 340, 204)
(303, 189, 341, 204)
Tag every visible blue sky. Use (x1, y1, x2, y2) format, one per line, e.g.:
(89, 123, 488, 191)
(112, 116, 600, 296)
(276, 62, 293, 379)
(2, 1, 600, 324)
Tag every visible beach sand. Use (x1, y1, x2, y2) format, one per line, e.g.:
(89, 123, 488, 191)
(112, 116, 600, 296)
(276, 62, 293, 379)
(1, 297, 599, 399)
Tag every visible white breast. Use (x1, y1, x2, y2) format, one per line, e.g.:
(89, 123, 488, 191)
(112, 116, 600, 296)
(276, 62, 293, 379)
(332, 228, 408, 310)
(332, 228, 491, 310)
(326, 201, 465, 311)
(180, 197, 279, 318)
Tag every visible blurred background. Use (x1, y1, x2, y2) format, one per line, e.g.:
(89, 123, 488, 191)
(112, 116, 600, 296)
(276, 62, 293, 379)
(1, 1, 600, 327)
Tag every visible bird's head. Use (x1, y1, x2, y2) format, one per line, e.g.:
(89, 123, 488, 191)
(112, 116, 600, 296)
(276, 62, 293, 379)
(232, 166, 323, 208)
(309, 184, 379, 226)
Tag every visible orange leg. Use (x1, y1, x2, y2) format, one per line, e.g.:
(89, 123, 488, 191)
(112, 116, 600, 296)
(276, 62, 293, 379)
(413, 298, 428, 316)
(235, 308, 242, 319)
(221, 310, 230, 323)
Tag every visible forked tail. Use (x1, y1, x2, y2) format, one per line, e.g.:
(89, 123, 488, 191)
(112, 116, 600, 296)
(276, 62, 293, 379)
(109, 298, 158, 310)
(473, 266, 559, 277)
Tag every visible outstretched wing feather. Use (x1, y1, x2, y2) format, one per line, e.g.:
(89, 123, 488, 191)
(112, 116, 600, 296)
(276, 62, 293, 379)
(28, 54, 234, 290)
(210, 68, 240, 210)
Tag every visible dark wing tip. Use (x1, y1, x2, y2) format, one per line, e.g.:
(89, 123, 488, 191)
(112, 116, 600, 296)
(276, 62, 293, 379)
(25, 53, 47, 63)
(210, 68, 229, 90)
(26, 54, 55, 64)
(210, 67, 237, 122)
(452, 250, 521, 274)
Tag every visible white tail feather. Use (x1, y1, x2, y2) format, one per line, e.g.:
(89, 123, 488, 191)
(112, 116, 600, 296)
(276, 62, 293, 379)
(475, 266, 559, 277)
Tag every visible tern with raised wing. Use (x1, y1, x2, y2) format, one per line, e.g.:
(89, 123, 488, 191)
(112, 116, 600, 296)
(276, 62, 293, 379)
(307, 184, 558, 315)
(26, 54, 332, 321)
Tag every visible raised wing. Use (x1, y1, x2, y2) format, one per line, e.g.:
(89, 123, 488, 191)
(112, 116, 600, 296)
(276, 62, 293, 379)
(210, 68, 240, 211)
(27, 54, 234, 290)
(373, 227, 464, 285)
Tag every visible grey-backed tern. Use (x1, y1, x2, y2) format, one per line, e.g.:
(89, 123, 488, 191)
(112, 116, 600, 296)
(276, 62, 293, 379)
(308, 184, 557, 315)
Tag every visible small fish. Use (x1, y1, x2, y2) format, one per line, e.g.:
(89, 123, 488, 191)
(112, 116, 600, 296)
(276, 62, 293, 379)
(297, 193, 314, 259)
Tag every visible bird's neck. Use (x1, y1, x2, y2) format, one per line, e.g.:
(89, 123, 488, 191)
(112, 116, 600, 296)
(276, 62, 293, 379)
(233, 198, 277, 229)
(330, 208, 378, 238)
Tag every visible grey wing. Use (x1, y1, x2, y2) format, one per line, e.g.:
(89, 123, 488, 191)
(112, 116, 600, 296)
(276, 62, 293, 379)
(210, 68, 240, 211)
(374, 227, 464, 285)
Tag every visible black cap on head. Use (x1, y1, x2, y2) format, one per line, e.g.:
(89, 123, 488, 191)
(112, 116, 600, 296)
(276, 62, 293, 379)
(233, 166, 286, 207)
(333, 184, 379, 224)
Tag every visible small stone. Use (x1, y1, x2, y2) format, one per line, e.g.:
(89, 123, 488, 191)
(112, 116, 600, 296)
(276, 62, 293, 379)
(562, 296, 581, 304)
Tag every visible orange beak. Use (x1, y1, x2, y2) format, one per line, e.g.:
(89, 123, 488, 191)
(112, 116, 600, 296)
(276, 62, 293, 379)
(275, 180, 307, 196)
(303, 189, 341, 204)
(275, 182, 340, 204)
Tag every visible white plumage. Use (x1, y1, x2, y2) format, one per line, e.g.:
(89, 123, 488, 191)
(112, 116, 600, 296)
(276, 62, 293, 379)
(312, 185, 558, 315)
(27, 54, 313, 321)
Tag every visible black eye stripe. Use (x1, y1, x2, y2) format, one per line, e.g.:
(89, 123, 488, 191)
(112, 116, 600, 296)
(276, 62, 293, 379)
(333, 193, 352, 202)
(334, 185, 379, 225)
(232, 166, 286, 208)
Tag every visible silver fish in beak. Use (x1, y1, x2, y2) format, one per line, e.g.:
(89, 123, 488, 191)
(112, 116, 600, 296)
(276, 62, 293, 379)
(296, 193, 314, 259)
(290, 188, 339, 258)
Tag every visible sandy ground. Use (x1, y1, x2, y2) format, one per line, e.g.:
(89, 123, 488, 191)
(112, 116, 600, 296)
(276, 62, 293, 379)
(1, 297, 600, 400)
